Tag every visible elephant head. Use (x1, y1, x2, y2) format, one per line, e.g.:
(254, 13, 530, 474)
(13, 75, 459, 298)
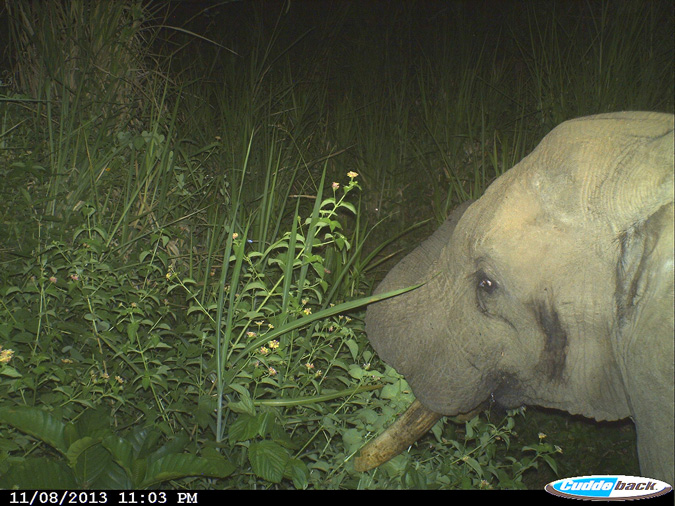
(357, 111, 674, 484)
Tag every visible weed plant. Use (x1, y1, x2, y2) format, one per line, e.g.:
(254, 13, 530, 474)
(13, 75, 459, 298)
(0, 0, 669, 489)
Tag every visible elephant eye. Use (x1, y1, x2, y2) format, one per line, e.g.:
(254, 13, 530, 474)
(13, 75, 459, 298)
(476, 272, 498, 313)
(477, 272, 498, 295)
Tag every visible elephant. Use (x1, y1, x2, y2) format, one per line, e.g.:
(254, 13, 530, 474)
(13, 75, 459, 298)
(355, 111, 674, 485)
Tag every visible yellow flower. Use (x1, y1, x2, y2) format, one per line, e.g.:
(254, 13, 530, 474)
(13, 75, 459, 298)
(246, 331, 257, 338)
(268, 367, 277, 376)
(232, 232, 239, 239)
(347, 171, 358, 178)
(268, 340, 280, 349)
(303, 307, 312, 315)
(332, 182, 340, 190)
(538, 432, 547, 440)
(0, 348, 14, 364)
(259, 347, 270, 355)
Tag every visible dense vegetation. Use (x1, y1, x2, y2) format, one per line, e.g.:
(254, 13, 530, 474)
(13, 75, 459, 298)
(0, 0, 671, 490)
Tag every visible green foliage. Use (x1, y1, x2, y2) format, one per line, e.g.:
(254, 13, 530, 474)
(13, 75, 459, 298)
(0, 406, 234, 489)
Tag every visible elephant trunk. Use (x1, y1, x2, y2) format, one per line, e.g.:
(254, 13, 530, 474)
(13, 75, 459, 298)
(353, 399, 442, 471)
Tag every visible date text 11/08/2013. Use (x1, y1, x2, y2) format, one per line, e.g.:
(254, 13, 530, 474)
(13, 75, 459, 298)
(6, 491, 200, 505)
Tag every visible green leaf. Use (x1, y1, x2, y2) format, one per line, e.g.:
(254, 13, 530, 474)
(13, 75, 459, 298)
(348, 364, 364, 379)
(0, 406, 67, 454)
(66, 436, 99, 467)
(542, 454, 559, 475)
(90, 459, 133, 490)
(0, 366, 22, 378)
(342, 428, 363, 454)
(138, 454, 235, 489)
(127, 425, 161, 458)
(228, 414, 261, 442)
(228, 385, 256, 416)
(286, 458, 309, 489)
(103, 435, 135, 472)
(462, 456, 484, 477)
(0, 458, 78, 489)
(72, 441, 115, 486)
(131, 458, 148, 487)
(248, 440, 289, 483)
(75, 407, 111, 439)
(149, 432, 190, 462)
(345, 338, 359, 361)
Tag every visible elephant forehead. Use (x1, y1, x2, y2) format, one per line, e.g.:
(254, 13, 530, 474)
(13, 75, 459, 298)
(460, 183, 586, 281)
(467, 111, 673, 232)
(463, 175, 551, 246)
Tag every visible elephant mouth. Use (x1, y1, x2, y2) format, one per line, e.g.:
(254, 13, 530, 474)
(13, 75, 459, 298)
(353, 398, 486, 472)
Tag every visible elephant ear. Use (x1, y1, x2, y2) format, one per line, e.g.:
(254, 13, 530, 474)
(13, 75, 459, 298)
(536, 111, 673, 483)
(373, 200, 474, 296)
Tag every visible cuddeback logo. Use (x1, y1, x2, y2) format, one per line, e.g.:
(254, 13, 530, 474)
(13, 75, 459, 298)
(545, 475, 672, 500)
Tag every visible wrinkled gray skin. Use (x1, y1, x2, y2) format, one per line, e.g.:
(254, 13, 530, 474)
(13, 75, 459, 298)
(365, 112, 674, 483)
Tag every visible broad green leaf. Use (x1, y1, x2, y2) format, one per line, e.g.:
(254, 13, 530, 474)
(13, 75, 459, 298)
(0, 406, 67, 454)
(286, 458, 309, 489)
(138, 454, 235, 488)
(348, 364, 364, 379)
(131, 458, 148, 488)
(0, 366, 21, 378)
(127, 425, 161, 458)
(75, 407, 111, 439)
(66, 436, 99, 467)
(149, 432, 190, 462)
(380, 382, 403, 399)
(462, 456, 484, 477)
(90, 458, 134, 490)
(227, 386, 256, 416)
(342, 428, 362, 454)
(542, 454, 559, 474)
(103, 435, 135, 472)
(228, 414, 261, 442)
(345, 338, 359, 361)
(248, 440, 289, 483)
(0, 458, 78, 489)
(72, 441, 115, 486)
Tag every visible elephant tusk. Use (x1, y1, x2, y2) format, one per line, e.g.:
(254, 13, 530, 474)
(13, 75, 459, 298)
(353, 399, 487, 472)
(353, 399, 442, 472)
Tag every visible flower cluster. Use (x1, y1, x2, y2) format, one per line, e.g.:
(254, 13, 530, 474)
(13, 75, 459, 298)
(0, 346, 14, 364)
